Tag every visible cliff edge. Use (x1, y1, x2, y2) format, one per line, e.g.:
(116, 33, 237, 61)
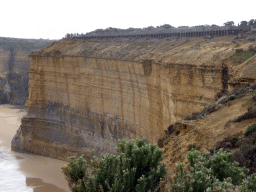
(12, 34, 256, 161)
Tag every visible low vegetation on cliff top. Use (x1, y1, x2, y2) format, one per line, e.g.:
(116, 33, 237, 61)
(65, 19, 256, 38)
(229, 45, 256, 63)
(0, 36, 54, 50)
(63, 138, 256, 192)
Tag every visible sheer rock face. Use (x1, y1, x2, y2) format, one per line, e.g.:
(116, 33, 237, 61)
(12, 39, 228, 161)
(0, 37, 54, 105)
(0, 47, 30, 104)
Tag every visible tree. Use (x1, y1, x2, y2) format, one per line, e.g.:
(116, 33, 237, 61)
(224, 21, 234, 26)
(126, 27, 137, 31)
(178, 26, 189, 28)
(62, 138, 167, 192)
(249, 19, 254, 26)
(145, 26, 155, 30)
(161, 24, 175, 29)
(65, 33, 71, 38)
(171, 148, 256, 192)
(240, 20, 248, 26)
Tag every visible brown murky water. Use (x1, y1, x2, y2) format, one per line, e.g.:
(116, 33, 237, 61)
(0, 104, 71, 192)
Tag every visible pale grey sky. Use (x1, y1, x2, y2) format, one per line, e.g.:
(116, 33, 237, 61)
(1, 0, 255, 40)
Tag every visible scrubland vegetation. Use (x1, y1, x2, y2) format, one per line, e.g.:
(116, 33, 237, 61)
(63, 80, 256, 191)
(0, 36, 54, 51)
(62, 138, 167, 192)
(63, 137, 256, 191)
(65, 19, 256, 38)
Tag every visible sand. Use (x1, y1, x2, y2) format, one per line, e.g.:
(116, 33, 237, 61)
(0, 104, 71, 192)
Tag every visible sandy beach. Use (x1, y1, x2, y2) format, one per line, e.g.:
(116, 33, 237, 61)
(0, 104, 71, 192)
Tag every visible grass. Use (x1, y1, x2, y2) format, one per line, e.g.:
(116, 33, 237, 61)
(10, 79, 18, 84)
(241, 51, 255, 61)
(227, 89, 256, 104)
(229, 50, 256, 63)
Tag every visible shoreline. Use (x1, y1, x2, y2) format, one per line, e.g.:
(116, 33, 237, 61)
(0, 104, 70, 192)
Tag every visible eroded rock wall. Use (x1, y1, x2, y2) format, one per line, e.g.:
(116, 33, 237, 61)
(12, 51, 225, 160)
(0, 37, 54, 105)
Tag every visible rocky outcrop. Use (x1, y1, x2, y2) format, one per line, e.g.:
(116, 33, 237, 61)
(12, 37, 235, 161)
(0, 37, 54, 105)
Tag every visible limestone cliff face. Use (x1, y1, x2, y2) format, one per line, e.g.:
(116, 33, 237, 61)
(0, 37, 54, 105)
(12, 38, 232, 160)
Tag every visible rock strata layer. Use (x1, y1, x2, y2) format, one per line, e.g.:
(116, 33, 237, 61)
(11, 38, 234, 160)
(0, 37, 54, 105)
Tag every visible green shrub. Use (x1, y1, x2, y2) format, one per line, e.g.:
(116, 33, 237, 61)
(244, 123, 256, 136)
(10, 79, 18, 84)
(171, 148, 249, 192)
(242, 51, 255, 61)
(240, 174, 256, 192)
(226, 95, 236, 102)
(62, 138, 167, 192)
(234, 109, 256, 122)
(232, 137, 256, 175)
(62, 155, 89, 192)
(187, 143, 197, 151)
(232, 137, 238, 142)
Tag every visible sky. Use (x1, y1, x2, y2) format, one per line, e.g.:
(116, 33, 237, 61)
(0, 0, 255, 40)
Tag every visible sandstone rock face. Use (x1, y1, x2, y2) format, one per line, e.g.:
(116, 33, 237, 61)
(12, 38, 228, 160)
(0, 37, 54, 105)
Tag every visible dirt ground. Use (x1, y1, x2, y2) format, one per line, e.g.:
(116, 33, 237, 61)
(161, 91, 256, 177)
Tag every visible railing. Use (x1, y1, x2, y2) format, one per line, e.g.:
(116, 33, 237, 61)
(67, 25, 251, 39)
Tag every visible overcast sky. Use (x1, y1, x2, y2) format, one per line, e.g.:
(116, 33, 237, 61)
(1, 0, 255, 40)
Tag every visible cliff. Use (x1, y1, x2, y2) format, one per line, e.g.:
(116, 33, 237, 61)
(0, 37, 54, 105)
(161, 82, 256, 177)
(12, 34, 256, 161)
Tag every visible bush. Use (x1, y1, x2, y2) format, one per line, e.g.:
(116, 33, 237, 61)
(184, 104, 217, 121)
(184, 112, 201, 120)
(187, 143, 197, 151)
(249, 81, 256, 90)
(171, 148, 250, 192)
(226, 95, 237, 102)
(240, 174, 256, 192)
(157, 137, 166, 148)
(235, 87, 249, 96)
(244, 123, 256, 136)
(248, 44, 254, 51)
(62, 155, 89, 192)
(234, 109, 256, 122)
(158, 124, 179, 148)
(214, 135, 239, 150)
(62, 138, 167, 192)
(232, 129, 256, 175)
(236, 48, 244, 53)
(233, 143, 256, 175)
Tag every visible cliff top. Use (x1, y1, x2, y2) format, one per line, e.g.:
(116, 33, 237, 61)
(31, 33, 256, 82)
(0, 36, 54, 52)
(32, 36, 236, 67)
